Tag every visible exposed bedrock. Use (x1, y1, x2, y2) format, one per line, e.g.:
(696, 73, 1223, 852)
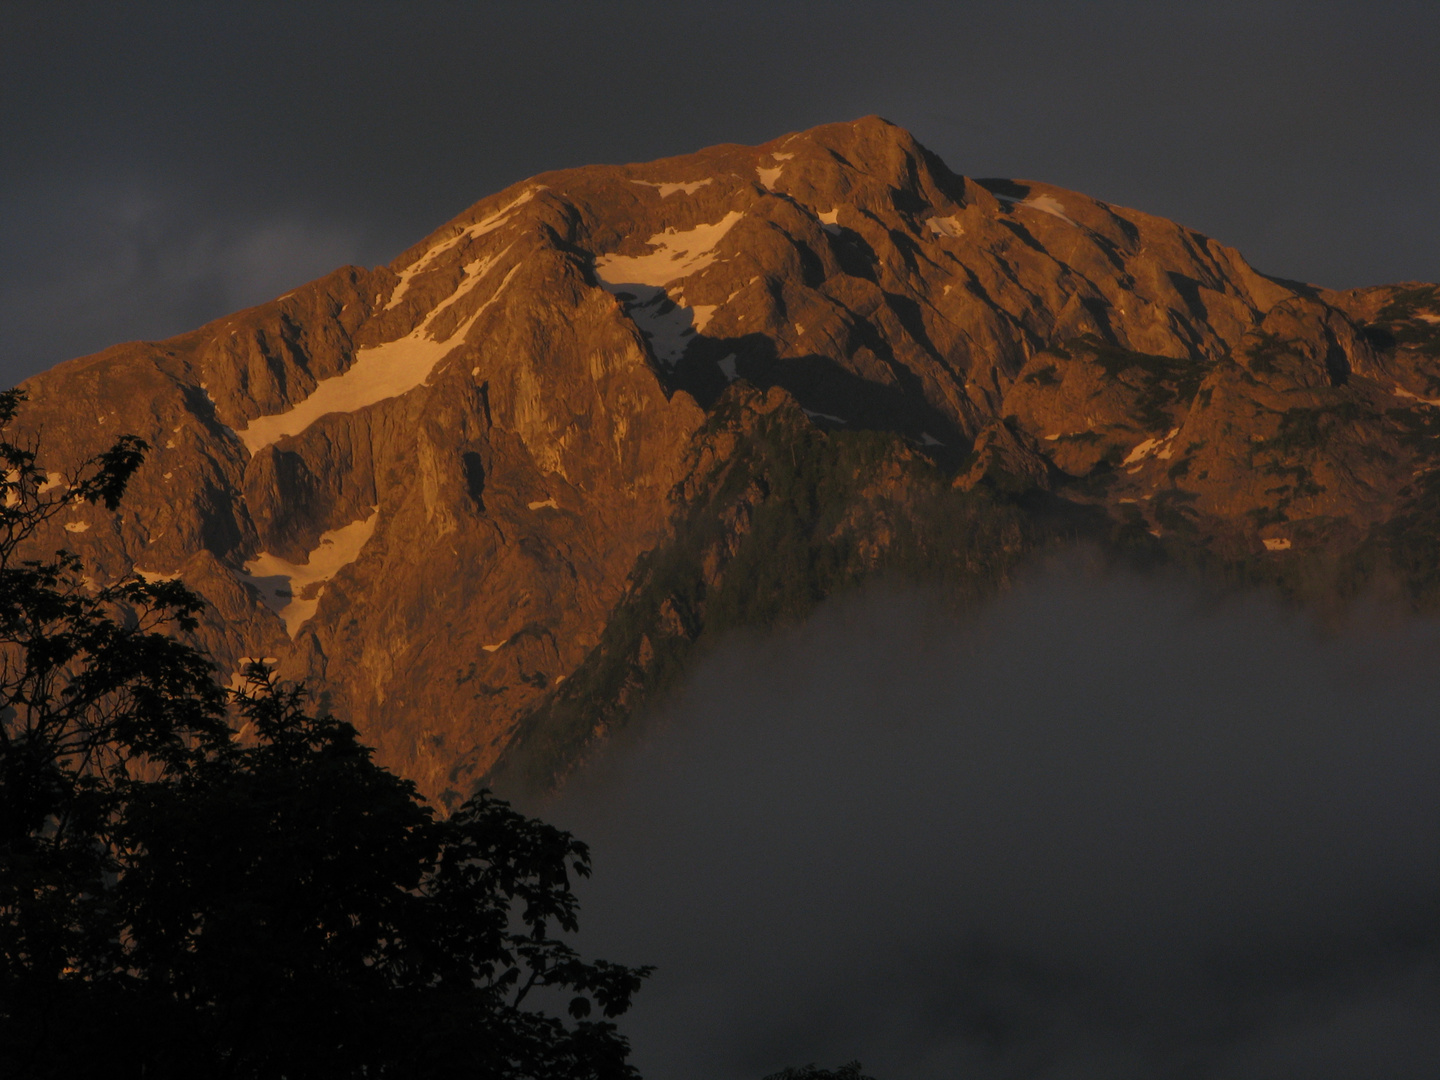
(12, 116, 1440, 797)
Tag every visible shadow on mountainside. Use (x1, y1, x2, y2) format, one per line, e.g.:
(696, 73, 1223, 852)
(665, 330, 969, 463)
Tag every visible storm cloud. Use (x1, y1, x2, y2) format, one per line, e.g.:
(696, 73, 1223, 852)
(551, 559, 1440, 1078)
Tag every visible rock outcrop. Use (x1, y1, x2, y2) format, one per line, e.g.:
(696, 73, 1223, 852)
(11, 117, 1440, 798)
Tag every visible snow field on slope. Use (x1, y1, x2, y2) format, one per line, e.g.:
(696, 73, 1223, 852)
(593, 211, 744, 287)
(593, 211, 743, 367)
(629, 179, 713, 198)
(385, 188, 539, 310)
(994, 191, 1079, 227)
(239, 508, 380, 637)
(238, 260, 520, 454)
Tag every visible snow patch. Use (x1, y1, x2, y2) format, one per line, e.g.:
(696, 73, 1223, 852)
(38, 472, 65, 494)
(460, 246, 512, 283)
(1263, 538, 1292, 551)
(386, 189, 537, 309)
(134, 567, 181, 583)
(527, 498, 559, 511)
(238, 508, 379, 637)
(919, 432, 944, 447)
(756, 166, 784, 189)
(717, 354, 738, 381)
(64, 521, 89, 533)
(995, 191, 1079, 226)
(594, 212, 743, 367)
(1392, 384, 1440, 407)
(769, 152, 794, 161)
(239, 263, 520, 453)
(482, 639, 508, 653)
(926, 215, 963, 238)
(1122, 427, 1180, 468)
(802, 408, 847, 425)
(594, 212, 743, 287)
(1122, 438, 1164, 465)
(630, 178, 713, 198)
(817, 208, 842, 235)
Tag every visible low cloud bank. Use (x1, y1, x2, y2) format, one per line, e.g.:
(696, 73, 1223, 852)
(551, 560, 1440, 1079)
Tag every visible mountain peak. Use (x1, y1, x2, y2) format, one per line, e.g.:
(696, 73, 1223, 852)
(11, 121, 1440, 797)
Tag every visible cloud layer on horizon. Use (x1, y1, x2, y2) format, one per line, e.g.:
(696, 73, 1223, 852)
(552, 561, 1440, 1078)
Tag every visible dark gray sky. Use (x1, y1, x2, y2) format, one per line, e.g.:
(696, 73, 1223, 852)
(3, 0, 1439, 386)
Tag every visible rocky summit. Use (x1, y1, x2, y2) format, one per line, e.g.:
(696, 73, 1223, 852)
(12, 117, 1440, 800)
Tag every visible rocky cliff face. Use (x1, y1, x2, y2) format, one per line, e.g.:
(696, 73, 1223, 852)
(11, 117, 1440, 798)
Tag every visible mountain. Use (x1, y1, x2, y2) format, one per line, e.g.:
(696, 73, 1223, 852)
(11, 117, 1440, 801)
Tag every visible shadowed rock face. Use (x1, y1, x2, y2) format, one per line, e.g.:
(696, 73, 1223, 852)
(12, 116, 1440, 798)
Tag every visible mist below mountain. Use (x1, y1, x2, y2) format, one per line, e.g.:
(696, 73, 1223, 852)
(552, 555, 1440, 1079)
(14, 116, 1440, 799)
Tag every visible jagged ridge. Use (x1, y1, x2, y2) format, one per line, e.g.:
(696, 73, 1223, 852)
(11, 117, 1440, 798)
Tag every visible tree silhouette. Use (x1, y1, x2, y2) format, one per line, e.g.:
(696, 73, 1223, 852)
(0, 390, 649, 1078)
